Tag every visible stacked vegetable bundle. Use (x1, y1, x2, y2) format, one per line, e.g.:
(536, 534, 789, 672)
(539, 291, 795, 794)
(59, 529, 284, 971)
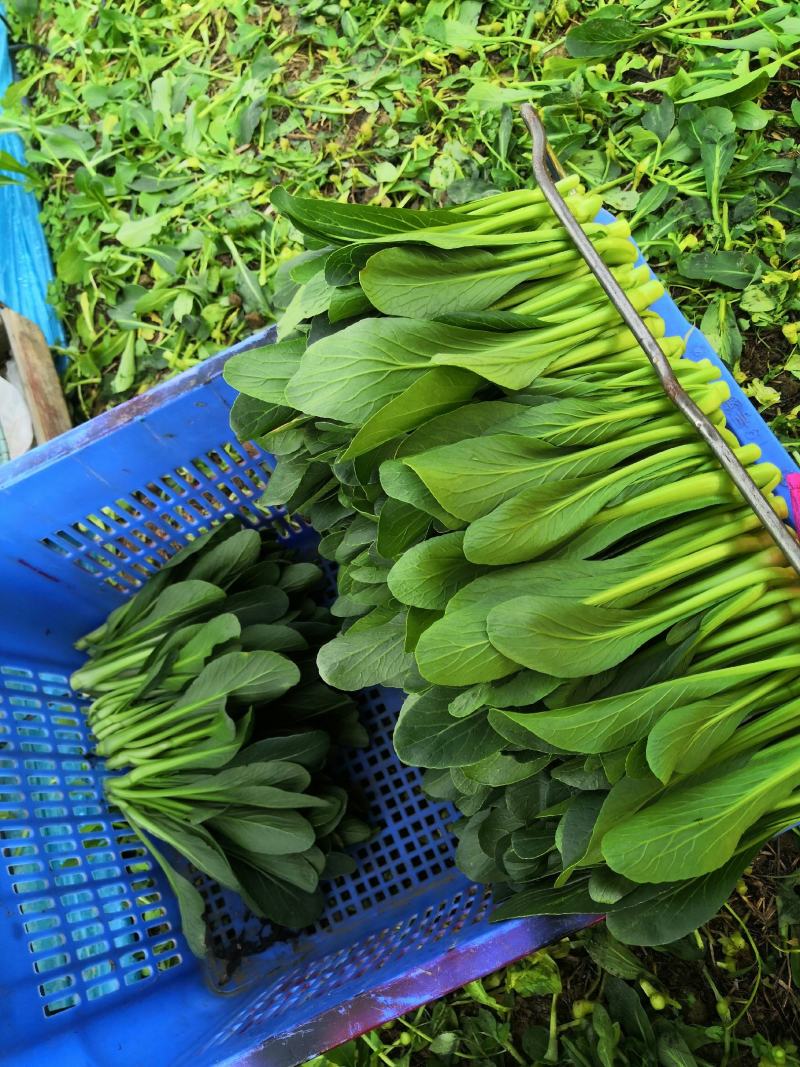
(224, 181, 800, 945)
(72, 521, 369, 957)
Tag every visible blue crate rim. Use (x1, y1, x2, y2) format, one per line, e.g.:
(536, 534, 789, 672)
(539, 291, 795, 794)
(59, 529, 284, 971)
(0, 326, 277, 489)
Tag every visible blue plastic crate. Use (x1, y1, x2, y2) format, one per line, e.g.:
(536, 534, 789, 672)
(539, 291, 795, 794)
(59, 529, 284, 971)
(0, 282, 797, 1065)
(0, 326, 581, 1067)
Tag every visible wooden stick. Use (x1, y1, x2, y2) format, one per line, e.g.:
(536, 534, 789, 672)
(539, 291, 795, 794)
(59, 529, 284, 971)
(0, 306, 71, 444)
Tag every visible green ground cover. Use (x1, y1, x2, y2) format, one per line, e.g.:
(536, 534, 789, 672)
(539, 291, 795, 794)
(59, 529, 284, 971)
(2, 0, 798, 421)
(2, 2, 798, 1062)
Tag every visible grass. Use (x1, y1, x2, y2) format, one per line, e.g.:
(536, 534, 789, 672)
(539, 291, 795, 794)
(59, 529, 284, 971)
(2, 0, 798, 422)
(307, 835, 800, 1067)
(1, 0, 799, 1062)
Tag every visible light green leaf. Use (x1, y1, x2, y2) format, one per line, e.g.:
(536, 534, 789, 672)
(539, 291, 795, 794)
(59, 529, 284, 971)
(462, 474, 624, 564)
(387, 531, 484, 610)
(700, 136, 735, 220)
(329, 283, 372, 322)
(414, 601, 519, 684)
(406, 425, 679, 523)
(286, 317, 432, 423)
(360, 245, 556, 318)
(700, 296, 741, 365)
(222, 338, 306, 403)
(380, 458, 464, 528)
(41, 123, 96, 163)
(462, 751, 550, 787)
(507, 952, 563, 996)
(578, 774, 664, 869)
(679, 65, 770, 106)
(341, 365, 479, 459)
(603, 736, 800, 882)
(487, 595, 676, 678)
(404, 605, 441, 652)
(134, 809, 241, 892)
(607, 840, 763, 945)
(277, 268, 335, 338)
(116, 209, 175, 248)
(491, 663, 773, 754)
(287, 317, 534, 424)
(183, 760, 311, 795)
(398, 399, 524, 456)
(732, 99, 773, 129)
(223, 235, 268, 312)
(404, 433, 562, 521)
(644, 694, 752, 784)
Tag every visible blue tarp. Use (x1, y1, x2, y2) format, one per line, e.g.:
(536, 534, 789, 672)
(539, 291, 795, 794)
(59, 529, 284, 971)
(0, 7, 63, 345)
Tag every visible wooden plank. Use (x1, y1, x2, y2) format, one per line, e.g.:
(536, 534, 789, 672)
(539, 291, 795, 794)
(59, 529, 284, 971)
(0, 306, 71, 444)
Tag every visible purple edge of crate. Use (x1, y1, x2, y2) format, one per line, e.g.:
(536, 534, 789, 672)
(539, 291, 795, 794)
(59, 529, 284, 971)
(220, 916, 600, 1067)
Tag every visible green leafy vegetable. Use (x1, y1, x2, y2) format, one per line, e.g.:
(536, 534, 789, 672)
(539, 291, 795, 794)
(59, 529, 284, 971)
(222, 127, 800, 949)
(73, 521, 369, 954)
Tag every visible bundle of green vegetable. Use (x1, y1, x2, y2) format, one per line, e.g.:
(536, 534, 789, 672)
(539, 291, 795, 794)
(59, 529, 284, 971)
(224, 177, 800, 945)
(72, 521, 369, 957)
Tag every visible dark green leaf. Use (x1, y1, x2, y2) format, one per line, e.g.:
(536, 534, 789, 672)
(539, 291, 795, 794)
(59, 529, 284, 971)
(604, 975, 655, 1049)
(583, 926, 647, 980)
(566, 14, 644, 59)
(394, 689, 504, 769)
(317, 613, 415, 690)
(210, 808, 315, 855)
(377, 498, 431, 559)
(677, 250, 763, 290)
(492, 875, 603, 920)
(271, 185, 460, 243)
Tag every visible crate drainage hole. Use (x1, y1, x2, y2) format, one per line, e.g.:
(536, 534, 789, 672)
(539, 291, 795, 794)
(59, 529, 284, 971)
(37, 442, 280, 595)
(1, 664, 185, 1020)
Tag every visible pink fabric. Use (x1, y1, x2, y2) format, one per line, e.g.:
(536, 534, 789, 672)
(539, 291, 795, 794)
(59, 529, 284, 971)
(786, 472, 800, 531)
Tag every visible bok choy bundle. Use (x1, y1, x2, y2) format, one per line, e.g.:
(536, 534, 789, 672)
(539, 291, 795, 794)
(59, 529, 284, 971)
(72, 521, 369, 957)
(224, 176, 800, 945)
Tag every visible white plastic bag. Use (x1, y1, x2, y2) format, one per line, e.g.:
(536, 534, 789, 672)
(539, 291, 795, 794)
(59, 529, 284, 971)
(0, 373, 34, 458)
